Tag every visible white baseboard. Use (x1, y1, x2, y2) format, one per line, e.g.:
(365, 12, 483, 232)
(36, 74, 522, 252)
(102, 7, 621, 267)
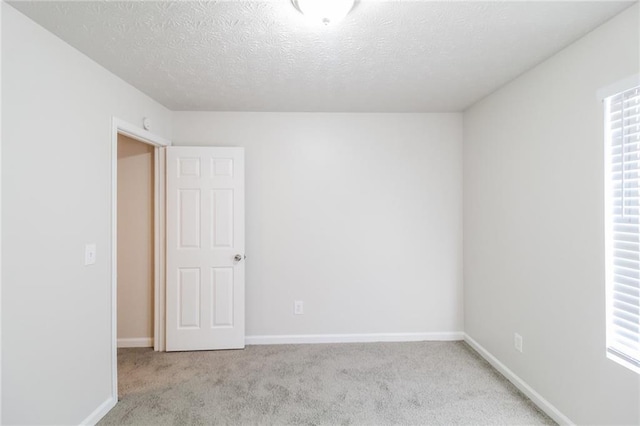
(463, 334, 574, 426)
(117, 337, 153, 348)
(80, 396, 116, 426)
(245, 331, 464, 345)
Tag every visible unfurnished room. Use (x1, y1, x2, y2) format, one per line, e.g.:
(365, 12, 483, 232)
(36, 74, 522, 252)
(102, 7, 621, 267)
(1, 0, 639, 425)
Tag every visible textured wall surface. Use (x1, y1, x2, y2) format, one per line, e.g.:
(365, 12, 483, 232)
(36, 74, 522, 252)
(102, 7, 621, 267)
(9, 0, 634, 112)
(464, 4, 640, 425)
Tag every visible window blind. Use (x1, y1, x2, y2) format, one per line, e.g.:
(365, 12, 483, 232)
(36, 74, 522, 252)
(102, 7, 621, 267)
(606, 84, 640, 369)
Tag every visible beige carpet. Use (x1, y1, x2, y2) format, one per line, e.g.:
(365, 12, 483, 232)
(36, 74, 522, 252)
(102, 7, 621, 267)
(99, 341, 555, 425)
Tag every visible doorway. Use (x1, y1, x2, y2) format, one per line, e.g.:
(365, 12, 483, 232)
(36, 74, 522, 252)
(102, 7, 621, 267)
(110, 118, 169, 402)
(109, 120, 245, 404)
(117, 135, 155, 348)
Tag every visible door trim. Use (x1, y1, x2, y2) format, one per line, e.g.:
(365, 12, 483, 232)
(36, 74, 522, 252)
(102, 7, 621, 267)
(110, 117, 170, 401)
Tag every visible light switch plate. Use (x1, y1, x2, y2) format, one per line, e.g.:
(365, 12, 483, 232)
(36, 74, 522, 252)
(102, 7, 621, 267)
(85, 243, 96, 265)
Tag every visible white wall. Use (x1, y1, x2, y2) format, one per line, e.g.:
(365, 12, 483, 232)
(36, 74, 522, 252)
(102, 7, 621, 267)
(464, 5, 640, 425)
(1, 4, 172, 424)
(173, 112, 463, 339)
(117, 135, 154, 344)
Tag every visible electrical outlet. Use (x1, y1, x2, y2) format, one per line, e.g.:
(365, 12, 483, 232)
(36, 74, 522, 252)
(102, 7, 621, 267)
(294, 301, 304, 315)
(514, 333, 523, 353)
(84, 243, 97, 266)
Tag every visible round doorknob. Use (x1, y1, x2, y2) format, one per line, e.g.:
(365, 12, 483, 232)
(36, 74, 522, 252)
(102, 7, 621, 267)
(234, 254, 242, 262)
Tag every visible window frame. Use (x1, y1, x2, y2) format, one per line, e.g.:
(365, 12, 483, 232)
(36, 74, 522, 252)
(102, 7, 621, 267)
(603, 77, 640, 375)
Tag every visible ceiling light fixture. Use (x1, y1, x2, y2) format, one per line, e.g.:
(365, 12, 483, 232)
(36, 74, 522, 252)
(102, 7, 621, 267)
(292, 0, 355, 26)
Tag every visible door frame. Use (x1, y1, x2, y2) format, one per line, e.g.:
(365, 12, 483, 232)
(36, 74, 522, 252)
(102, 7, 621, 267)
(110, 117, 170, 399)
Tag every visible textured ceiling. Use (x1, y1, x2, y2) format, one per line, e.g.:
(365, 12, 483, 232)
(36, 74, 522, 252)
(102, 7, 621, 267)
(9, 0, 637, 112)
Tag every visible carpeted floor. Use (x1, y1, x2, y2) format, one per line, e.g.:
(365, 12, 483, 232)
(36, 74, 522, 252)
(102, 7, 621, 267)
(99, 341, 555, 425)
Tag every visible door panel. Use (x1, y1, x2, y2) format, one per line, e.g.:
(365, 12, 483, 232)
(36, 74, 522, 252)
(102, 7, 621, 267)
(178, 268, 200, 328)
(211, 190, 234, 247)
(166, 147, 245, 351)
(212, 267, 234, 327)
(178, 189, 201, 248)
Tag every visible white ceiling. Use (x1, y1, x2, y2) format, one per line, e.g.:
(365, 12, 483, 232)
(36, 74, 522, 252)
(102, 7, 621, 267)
(9, 0, 636, 112)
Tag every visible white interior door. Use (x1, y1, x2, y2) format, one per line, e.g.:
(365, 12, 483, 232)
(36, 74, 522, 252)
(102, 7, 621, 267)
(166, 147, 245, 351)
